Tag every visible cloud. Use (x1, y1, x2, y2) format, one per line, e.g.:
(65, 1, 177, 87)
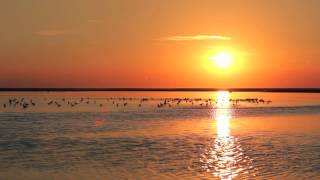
(34, 30, 71, 36)
(157, 35, 231, 41)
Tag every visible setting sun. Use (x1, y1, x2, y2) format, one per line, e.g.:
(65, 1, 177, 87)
(211, 52, 233, 69)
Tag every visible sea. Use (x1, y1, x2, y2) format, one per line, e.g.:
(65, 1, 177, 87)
(0, 91, 320, 179)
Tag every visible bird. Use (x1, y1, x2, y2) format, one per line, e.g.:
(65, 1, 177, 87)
(30, 100, 36, 106)
(22, 103, 29, 109)
(55, 101, 62, 107)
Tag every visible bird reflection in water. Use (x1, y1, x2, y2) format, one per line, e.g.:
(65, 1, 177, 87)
(200, 91, 254, 180)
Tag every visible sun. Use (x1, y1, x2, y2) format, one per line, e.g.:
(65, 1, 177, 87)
(211, 52, 233, 69)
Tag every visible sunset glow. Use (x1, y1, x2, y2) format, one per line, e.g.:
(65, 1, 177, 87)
(1, 1, 320, 179)
(1, 1, 320, 88)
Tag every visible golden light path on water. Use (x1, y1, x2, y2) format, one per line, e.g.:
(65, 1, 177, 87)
(215, 91, 231, 137)
(201, 91, 254, 180)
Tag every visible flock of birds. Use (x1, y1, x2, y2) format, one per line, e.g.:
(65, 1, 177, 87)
(1, 97, 272, 110)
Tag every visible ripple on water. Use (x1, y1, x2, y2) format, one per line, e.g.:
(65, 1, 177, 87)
(0, 111, 320, 179)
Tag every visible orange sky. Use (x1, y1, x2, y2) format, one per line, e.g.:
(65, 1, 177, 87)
(1, 0, 320, 88)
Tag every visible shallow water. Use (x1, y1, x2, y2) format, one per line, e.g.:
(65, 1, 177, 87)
(0, 91, 320, 179)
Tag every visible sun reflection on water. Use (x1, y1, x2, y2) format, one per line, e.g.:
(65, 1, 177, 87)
(200, 91, 254, 180)
(216, 91, 231, 138)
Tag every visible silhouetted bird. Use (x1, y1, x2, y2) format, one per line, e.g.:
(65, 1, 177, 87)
(22, 103, 29, 109)
(55, 101, 62, 107)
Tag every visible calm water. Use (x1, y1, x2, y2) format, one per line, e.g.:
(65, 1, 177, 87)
(0, 91, 320, 179)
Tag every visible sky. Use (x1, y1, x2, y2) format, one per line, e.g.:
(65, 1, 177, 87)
(1, 0, 320, 88)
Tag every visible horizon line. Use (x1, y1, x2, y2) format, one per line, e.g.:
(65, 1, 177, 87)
(1, 88, 320, 93)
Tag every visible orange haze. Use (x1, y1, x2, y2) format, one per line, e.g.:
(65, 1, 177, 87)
(1, 0, 320, 88)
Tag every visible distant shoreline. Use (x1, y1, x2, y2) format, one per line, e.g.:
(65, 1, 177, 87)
(1, 88, 320, 93)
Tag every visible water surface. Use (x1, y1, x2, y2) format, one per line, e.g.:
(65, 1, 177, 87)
(0, 91, 320, 179)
